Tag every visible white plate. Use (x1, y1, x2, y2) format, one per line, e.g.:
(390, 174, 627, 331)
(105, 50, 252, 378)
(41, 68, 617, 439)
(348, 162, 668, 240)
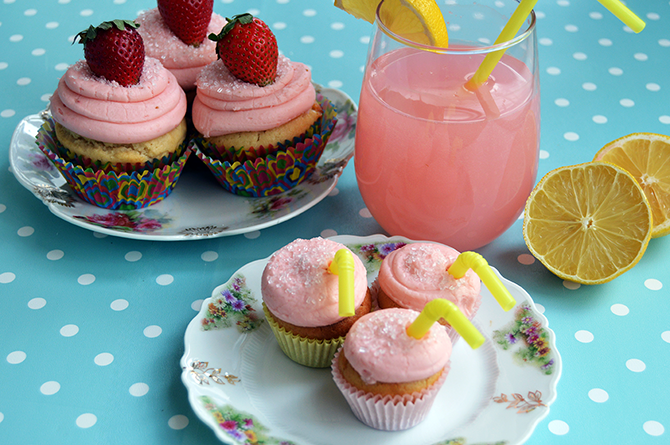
(181, 234, 562, 445)
(8, 86, 356, 241)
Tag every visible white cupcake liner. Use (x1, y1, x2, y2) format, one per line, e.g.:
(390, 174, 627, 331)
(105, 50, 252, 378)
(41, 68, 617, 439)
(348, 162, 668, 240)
(330, 348, 450, 431)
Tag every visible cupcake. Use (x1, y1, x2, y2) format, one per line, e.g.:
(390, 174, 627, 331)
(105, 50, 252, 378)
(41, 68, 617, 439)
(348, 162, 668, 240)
(191, 13, 337, 197)
(42, 19, 189, 209)
(331, 308, 452, 431)
(261, 237, 371, 368)
(136, 0, 227, 92)
(376, 243, 482, 327)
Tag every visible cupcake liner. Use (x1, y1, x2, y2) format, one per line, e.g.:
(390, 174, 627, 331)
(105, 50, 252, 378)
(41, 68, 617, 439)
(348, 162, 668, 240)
(262, 303, 344, 368)
(193, 95, 338, 197)
(331, 348, 450, 431)
(36, 118, 191, 210)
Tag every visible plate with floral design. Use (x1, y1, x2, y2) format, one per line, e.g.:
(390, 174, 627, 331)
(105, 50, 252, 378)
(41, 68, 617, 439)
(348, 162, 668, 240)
(9, 85, 356, 241)
(181, 234, 561, 445)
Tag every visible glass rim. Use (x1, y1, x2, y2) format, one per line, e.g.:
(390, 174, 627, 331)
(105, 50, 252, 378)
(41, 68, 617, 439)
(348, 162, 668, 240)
(375, 0, 537, 54)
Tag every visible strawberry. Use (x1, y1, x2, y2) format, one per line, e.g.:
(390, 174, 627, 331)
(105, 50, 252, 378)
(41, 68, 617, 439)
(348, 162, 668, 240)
(157, 0, 214, 46)
(75, 20, 145, 87)
(209, 13, 278, 87)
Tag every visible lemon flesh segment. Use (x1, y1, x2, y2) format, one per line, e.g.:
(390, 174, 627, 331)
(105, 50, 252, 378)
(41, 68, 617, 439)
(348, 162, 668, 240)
(523, 162, 652, 285)
(334, 0, 449, 47)
(594, 133, 670, 238)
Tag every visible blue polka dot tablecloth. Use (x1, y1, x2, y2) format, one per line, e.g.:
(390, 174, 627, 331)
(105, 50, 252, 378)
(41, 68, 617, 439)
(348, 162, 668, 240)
(1, 0, 669, 444)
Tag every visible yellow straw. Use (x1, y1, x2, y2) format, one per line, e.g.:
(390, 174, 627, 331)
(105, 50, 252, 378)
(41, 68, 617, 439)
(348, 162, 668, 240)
(328, 249, 356, 317)
(447, 252, 516, 312)
(406, 299, 485, 349)
(597, 0, 645, 33)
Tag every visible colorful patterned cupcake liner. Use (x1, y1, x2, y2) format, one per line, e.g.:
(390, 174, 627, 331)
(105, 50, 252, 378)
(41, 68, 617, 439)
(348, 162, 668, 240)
(193, 95, 337, 197)
(36, 118, 191, 210)
(262, 303, 344, 368)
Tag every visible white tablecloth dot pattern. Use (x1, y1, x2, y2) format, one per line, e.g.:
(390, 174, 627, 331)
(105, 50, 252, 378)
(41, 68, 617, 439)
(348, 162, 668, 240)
(1, 1, 669, 444)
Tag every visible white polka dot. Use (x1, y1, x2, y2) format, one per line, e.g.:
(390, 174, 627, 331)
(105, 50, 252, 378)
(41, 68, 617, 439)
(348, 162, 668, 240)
(329, 50, 344, 59)
(6, 351, 26, 364)
(110, 299, 129, 311)
(303, 9, 317, 17)
(55, 62, 69, 71)
(620, 99, 634, 107)
(168, 414, 189, 430)
(28, 297, 46, 309)
(276, 0, 289, 4)
(546, 67, 561, 75)
(575, 330, 594, 343)
(517, 254, 535, 265)
(598, 38, 612, 46)
(573, 52, 587, 60)
(16, 77, 31, 86)
(564, 132, 579, 141)
(588, 388, 609, 403)
(662, 331, 670, 343)
(563, 281, 581, 290)
(300, 35, 315, 44)
(634, 53, 648, 61)
(60, 324, 79, 337)
(557, 0, 569, 6)
(272, 22, 286, 30)
(659, 39, 670, 47)
(45, 21, 59, 29)
(76, 413, 97, 428)
(0, 63, 6, 71)
(360, 36, 370, 44)
(611, 303, 629, 316)
(539, 150, 550, 159)
(590, 12, 603, 19)
(582, 82, 597, 91)
(113, 0, 126, 3)
(331, 22, 345, 30)
(626, 358, 646, 372)
(321, 229, 338, 238)
(1, 109, 16, 118)
(359, 208, 373, 218)
(125, 251, 142, 262)
(555, 98, 569, 107)
(646, 13, 660, 20)
(643, 421, 665, 436)
(41, 94, 51, 102)
(534, 303, 545, 314)
(17, 226, 34, 236)
(244, 231, 261, 239)
(47, 249, 64, 260)
(94, 353, 114, 366)
(78, 274, 96, 285)
(661, 116, 670, 125)
(539, 37, 553, 46)
(646, 83, 660, 92)
(592, 115, 608, 124)
(143, 325, 162, 338)
(191, 299, 203, 311)
(565, 24, 578, 32)
(129, 382, 149, 397)
(201, 251, 218, 262)
(31, 48, 45, 56)
(0, 272, 16, 283)
(40, 381, 61, 395)
(548, 420, 570, 435)
(9, 34, 23, 42)
(58, 0, 71, 3)
(609, 67, 623, 76)
(328, 80, 343, 89)
(329, 187, 340, 197)
(79, 9, 93, 17)
(644, 278, 662, 290)
(156, 274, 174, 286)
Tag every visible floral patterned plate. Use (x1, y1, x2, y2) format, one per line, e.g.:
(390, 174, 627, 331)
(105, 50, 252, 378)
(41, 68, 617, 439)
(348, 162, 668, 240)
(8, 85, 356, 240)
(181, 234, 561, 445)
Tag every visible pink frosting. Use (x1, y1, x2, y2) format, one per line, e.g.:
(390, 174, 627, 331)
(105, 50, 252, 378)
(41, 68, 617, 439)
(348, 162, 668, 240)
(378, 243, 481, 319)
(191, 55, 316, 137)
(50, 58, 186, 144)
(261, 238, 368, 328)
(343, 308, 452, 384)
(136, 8, 227, 90)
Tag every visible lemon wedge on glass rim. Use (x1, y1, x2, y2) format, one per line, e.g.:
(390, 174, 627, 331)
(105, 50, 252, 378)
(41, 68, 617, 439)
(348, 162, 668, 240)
(523, 161, 652, 285)
(334, 0, 449, 47)
(593, 133, 670, 238)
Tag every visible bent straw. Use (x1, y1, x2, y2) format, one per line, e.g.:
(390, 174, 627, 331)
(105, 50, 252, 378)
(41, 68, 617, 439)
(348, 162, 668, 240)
(448, 251, 516, 312)
(597, 0, 645, 33)
(328, 248, 356, 317)
(406, 299, 485, 349)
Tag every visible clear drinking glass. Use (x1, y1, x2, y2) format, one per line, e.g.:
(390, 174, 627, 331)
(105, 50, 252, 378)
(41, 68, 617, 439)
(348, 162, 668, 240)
(355, 0, 540, 251)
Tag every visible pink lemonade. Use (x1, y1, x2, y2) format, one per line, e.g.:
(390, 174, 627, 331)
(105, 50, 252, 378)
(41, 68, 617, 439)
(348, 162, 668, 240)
(355, 47, 540, 250)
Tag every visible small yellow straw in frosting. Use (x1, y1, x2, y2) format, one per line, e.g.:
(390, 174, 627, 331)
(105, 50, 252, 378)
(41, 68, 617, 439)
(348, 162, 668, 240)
(448, 251, 516, 312)
(407, 299, 485, 349)
(328, 248, 355, 317)
(597, 0, 645, 33)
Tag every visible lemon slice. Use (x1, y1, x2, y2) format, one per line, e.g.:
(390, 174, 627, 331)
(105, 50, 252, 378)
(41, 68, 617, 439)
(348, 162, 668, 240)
(593, 133, 670, 238)
(334, 0, 449, 47)
(523, 162, 652, 285)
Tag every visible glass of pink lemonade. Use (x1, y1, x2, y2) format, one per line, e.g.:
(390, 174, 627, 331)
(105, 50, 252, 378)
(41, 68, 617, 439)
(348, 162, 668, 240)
(355, 0, 540, 251)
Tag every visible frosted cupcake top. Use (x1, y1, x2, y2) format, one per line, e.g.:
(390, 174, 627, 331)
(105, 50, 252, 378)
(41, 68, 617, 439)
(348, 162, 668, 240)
(378, 243, 481, 319)
(343, 308, 452, 384)
(261, 237, 368, 328)
(136, 8, 227, 90)
(192, 55, 316, 137)
(49, 57, 186, 144)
